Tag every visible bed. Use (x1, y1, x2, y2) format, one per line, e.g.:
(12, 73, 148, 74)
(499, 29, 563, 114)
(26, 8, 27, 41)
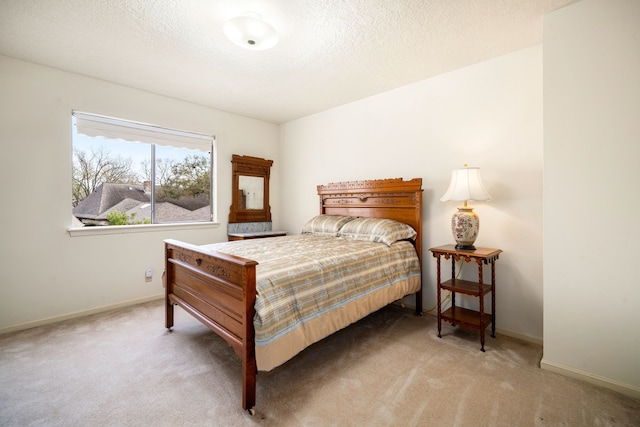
(164, 177, 423, 411)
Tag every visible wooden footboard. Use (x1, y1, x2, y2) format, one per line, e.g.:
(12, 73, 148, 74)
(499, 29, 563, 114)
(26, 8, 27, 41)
(164, 239, 258, 410)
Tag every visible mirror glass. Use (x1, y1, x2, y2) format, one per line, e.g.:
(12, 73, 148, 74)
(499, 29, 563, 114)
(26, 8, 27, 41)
(238, 176, 264, 210)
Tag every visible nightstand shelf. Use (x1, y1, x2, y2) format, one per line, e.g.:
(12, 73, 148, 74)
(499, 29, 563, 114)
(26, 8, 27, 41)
(441, 306, 493, 331)
(440, 279, 492, 297)
(430, 244, 502, 352)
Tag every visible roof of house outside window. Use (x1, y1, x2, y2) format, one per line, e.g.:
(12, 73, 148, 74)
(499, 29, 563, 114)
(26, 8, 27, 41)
(73, 182, 209, 224)
(73, 183, 148, 220)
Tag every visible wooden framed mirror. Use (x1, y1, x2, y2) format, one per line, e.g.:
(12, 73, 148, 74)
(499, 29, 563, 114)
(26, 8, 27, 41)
(229, 154, 273, 223)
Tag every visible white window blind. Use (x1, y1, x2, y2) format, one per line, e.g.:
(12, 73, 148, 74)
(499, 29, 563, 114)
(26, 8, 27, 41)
(73, 111, 213, 151)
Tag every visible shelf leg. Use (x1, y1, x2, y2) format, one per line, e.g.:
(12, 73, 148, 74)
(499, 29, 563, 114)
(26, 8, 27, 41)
(450, 255, 456, 326)
(436, 255, 442, 338)
(478, 259, 485, 352)
(491, 260, 496, 339)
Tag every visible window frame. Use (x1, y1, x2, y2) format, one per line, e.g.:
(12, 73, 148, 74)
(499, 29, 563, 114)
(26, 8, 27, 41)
(69, 111, 218, 235)
(68, 220, 219, 237)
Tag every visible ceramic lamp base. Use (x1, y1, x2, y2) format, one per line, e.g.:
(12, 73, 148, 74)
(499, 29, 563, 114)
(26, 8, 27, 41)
(451, 206, 479, 251)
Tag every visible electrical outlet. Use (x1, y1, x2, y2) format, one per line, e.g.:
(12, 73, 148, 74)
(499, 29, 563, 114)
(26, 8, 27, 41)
(145, 268, 153, 282)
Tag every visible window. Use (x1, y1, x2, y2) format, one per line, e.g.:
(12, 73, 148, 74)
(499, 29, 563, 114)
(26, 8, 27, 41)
(71, 112, 215, 227)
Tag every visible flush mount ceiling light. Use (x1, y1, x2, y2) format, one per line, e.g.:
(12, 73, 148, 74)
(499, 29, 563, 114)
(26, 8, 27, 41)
(223, 12, 279, 50)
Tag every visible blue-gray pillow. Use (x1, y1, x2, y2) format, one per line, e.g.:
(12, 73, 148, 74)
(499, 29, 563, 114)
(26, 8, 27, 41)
(301, 215, 356, 236)
(337, 217, 416, 246)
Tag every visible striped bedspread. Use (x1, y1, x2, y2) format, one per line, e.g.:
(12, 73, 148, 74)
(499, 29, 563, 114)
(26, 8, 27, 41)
(200, 233, 421, 369)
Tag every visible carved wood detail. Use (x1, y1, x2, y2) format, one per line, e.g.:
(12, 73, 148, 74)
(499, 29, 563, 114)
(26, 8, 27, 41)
(318, 177, 422, 193)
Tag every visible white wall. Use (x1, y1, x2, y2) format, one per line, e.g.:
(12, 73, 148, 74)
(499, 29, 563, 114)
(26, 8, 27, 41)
(542, 0, 640, 397)
(280, 46, 544, 343)
(0, 56, 280, 332)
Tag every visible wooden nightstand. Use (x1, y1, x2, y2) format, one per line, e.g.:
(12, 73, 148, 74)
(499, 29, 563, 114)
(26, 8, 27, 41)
(429, 244, 502, 351)
(227, 231, 286, 241)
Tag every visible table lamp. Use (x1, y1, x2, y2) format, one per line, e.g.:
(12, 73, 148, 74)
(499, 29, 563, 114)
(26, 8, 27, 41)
(440, 165, 491, 250)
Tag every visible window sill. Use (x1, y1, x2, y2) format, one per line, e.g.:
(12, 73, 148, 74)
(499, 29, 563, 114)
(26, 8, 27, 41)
(68, 221, 220, 237)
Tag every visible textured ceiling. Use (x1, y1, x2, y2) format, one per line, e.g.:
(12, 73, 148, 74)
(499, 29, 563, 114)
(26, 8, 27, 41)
(0, 0, 579, 124)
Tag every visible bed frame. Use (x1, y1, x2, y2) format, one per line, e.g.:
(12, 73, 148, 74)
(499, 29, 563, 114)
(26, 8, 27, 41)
(164, 177, 423, 411)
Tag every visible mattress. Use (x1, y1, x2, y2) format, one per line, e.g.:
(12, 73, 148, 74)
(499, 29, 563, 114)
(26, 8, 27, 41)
(201, 233, 421, 370)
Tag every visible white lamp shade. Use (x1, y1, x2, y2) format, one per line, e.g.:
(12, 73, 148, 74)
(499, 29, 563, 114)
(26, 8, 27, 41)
(224, 13, 279, 50)
(440, 167, 491, 202)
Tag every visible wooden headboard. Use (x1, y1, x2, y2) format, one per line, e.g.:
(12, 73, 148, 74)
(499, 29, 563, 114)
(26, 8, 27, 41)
(317, 177, 423, 262)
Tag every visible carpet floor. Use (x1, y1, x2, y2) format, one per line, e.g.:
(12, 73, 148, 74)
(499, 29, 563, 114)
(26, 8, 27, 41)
(1, 300, 638, 426)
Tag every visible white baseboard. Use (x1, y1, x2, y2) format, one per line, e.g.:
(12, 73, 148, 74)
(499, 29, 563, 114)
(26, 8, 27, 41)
(495, 327, 543, 346)
(541, 358, 640, 400)
(0, 294, 164, 335)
